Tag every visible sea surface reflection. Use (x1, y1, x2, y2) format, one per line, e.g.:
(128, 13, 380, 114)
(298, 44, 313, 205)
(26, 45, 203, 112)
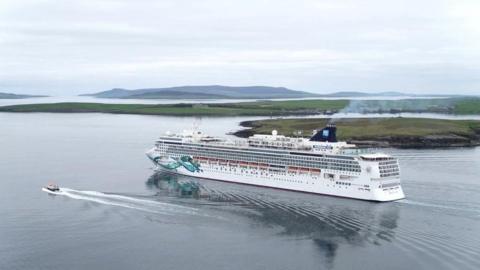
(146, 172, 402, 269)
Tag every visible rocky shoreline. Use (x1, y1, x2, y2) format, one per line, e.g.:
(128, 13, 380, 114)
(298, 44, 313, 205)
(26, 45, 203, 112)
(234, 119, 480, 149)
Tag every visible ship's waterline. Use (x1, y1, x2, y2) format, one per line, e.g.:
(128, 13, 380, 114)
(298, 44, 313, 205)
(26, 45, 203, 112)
(146, 125, 405, 201)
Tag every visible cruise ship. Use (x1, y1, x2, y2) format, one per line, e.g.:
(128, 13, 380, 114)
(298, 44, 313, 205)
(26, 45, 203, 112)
(146, 124, 405, 202)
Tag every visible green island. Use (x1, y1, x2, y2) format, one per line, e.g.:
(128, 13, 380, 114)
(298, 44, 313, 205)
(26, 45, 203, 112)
(0, 97, 479, 115)
(0, 100, 348, 116)
(234, 118, 480, 148)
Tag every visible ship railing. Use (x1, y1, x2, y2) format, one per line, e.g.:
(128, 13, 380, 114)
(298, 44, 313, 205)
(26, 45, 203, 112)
(338, 148, 374, 155)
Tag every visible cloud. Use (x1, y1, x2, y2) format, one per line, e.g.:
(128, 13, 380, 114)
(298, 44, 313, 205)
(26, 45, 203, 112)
(0, 0, 479, 95)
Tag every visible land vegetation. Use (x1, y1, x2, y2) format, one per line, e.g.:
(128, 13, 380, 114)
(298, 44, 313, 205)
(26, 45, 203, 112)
(0, 100, 348, 116)
(234, 118, 480, 148)
(0, 97, 479, 115)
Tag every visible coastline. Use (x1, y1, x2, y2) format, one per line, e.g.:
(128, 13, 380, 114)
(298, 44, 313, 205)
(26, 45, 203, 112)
(2, 101, 480, 148)
(233, 118, 480, 148)
(1, 97, 480, 116)
(0, 101, 346, 116)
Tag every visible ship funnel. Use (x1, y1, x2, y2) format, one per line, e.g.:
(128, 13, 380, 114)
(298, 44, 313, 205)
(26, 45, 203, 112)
(310, 123, 337, 142)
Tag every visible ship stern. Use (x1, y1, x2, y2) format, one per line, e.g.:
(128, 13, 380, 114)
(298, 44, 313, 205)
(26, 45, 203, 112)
(371, 184, 405, 202)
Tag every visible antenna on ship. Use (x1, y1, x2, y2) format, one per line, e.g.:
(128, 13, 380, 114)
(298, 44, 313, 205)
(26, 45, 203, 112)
(193, 117, 201, 132)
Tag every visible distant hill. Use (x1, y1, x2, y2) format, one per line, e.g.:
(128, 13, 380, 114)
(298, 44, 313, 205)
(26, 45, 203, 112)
(81, 85, 318, 99)
(127, 90, 231, 99)
(0, 92, 47, 99)
(81, 86, 460, 100)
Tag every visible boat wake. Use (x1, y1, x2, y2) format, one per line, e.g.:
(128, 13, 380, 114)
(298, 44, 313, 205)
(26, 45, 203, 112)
(45, 187, 198, 216)
(396, 199, 480, 214)
(195, 185, 480, 270)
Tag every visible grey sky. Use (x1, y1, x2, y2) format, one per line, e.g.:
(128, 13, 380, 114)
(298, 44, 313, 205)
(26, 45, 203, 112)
(0, 0, 479, 95)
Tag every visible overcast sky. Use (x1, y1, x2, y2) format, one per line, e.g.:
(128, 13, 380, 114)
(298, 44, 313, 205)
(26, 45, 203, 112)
(0, 0, 479, 95)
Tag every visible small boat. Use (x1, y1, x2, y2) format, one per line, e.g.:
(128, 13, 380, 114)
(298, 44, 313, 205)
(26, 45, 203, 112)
(43, 182, 60, 193)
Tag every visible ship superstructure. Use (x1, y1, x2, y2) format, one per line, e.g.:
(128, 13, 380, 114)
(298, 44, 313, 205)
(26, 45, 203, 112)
(146, 124, 405, 201)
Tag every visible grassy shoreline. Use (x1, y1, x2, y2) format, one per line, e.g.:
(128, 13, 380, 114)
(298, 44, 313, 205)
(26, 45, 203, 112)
(234, 118, 480, 148)
(0, 97, 479, 116)
(0, 101, 348, 116)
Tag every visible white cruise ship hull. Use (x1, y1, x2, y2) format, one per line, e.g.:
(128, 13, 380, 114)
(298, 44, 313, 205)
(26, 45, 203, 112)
(151, 156, 405, 202)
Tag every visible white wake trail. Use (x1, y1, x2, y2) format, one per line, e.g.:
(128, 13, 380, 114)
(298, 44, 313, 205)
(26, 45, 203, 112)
(51, 188, 198, 215)
(60, 189, 159, 213)
(397, 199, 480, 214)
(75, 190, 195, 211)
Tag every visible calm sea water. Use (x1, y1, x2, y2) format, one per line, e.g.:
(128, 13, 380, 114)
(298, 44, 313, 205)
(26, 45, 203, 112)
(1, 112, 479, 270)
(0, 95, 448, 107)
